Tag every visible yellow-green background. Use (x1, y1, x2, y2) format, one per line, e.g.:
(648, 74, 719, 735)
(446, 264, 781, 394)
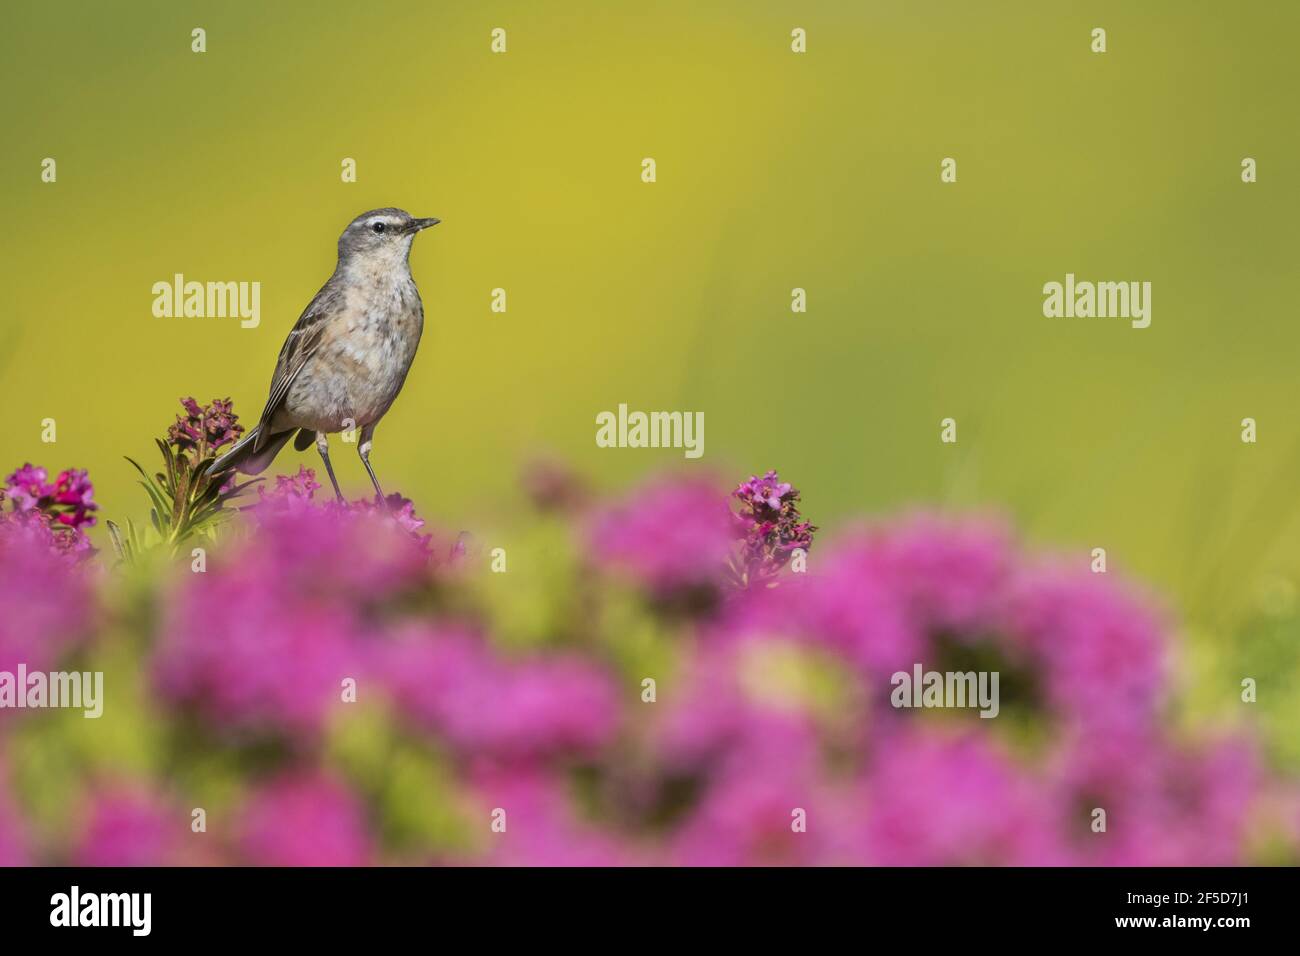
(3, 0, 1300, 641)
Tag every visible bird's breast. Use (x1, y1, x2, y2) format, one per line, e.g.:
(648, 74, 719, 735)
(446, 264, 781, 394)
(284, 274, 424, 431)
(347, 271, 422, 348)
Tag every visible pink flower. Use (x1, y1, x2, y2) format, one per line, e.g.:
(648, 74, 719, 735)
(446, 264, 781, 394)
(588, 474, 738, 595)
(718, 516, 1169, 739)
(0, 515, 93, 677)
(732, 471, 792, 512)
(3, 463, 97, 532)
(0, 505, 92, 560)
(653, 642, 833, 774)
(868, 514, 1012, 636)
(345, 493, 428, 537)
(663, 711, 845, 865)
(468, 768, 633, 866)
(167, 396, 244, 456)
(1050, 733, 1260, 866)
(730, 470, 817, 586)
(644, 639, 861, 864)
(715, 540, 920, 680)
(256, 466, 436, 552)
(1004, 564, 1167, 736)
(153, 582, 360, 737)
(859, 729, 1067, 865)
(752, 515, 1011, 676)
(380, 628, 621, 760)
(153, 478, 446, 738)
(73, 789, 190, 866)
(3, 464, 52, 512)
(668, 767, 850, 866)
(0, 453, 1272, 868)
(258, 465, 321, 510)
(50, 469, 97, 528)
(238, 771, 373, 866)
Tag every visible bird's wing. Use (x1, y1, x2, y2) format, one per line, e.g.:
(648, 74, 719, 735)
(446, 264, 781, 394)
(253, 283, 339, 450)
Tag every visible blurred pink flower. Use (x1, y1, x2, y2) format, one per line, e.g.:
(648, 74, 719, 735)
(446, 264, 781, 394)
(859, 729, 1067, 866)
(3, 464, 53, 512)
(3, 450, 1286, 868)
(663, 715, 845, 865)
(470, 768, 633, 866)
(73, 789, 188, 867)
(380, 627, 621, 760)
(868, 514, 1012, 636)
(588, 474, 736, 594)
(256, 465, 322, 516)
(238, 771, 373, 866)
(729, 515, 1012, 673)
(521, 457, 589, 513)
(717, 516, 1169, 738)
(153, 580, 359, 737)
(654, 642, 831, 774)
(0, 515, 93, 676)
(714, 541, 920, 680)
(1051, 733, 1260, 866)
(641, 639, 860, 865)
(256, 465, 436, 553)
(1004, 564, 1167, 735)
(3, 462, 98, 536)
(345, 493, 428, 538)
(154, 475, 451, 738)
(668, 767, 850, 866)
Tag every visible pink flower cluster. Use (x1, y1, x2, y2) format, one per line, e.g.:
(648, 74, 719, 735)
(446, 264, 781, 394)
(255, 466, 431, 542)
(731, 470, 817, 585)
(653, 512, 1258, 865)
(0, 462, 1293, 866)
(0, 465, 95, 680)
(2, 464, 97, 554)
(167, 397, 244, 457)
(153, 467, 441, 738)
(60, 775, 368, 867)
(588, 473, 737, 594)
(379, 627, 620, 760)
(588, 469, 818, 598)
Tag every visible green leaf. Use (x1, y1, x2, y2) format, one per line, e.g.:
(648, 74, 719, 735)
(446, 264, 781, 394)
(155, 438, 178, 494)
(135, 472, 172, 522)
(124, 455, 150, 481)
(105, 519, 130, 562)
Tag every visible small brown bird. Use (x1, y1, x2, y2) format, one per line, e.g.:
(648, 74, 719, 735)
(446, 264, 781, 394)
(212, 208, 439, 502)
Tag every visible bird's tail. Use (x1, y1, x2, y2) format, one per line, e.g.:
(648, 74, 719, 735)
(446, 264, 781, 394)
(211, 424, 295, 476)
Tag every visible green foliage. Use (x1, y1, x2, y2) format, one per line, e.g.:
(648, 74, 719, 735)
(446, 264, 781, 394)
(109, 440, 258, 561)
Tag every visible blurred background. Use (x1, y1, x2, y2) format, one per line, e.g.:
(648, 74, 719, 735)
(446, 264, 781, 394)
(2, 1, 1300, 862)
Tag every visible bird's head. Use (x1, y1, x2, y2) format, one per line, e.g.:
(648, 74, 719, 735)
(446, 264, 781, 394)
(337, 208, 439, 269)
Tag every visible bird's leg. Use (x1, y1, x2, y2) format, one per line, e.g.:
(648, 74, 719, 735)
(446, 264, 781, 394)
(315, 432, 345, 504)
(358, 424, 388, 509)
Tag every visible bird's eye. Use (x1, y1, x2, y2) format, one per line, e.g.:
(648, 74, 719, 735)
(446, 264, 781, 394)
(372, 221, 386, 234)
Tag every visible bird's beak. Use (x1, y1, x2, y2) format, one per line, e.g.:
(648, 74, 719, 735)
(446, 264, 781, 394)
(409, 217, 440, 233)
